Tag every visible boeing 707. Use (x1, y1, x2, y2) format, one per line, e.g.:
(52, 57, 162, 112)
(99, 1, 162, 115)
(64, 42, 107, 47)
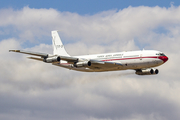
(9, 31, 168, 75)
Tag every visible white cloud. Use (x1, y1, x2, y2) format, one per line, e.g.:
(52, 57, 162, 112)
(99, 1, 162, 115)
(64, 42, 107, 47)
(0, 5, 180, 120)
(0, 6, 179, 47)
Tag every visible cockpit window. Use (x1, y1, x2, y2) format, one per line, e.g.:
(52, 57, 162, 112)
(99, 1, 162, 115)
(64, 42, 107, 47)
(156, 53, 160, 55)
(160, 53, 166, 56)
(156, 53, 166, 56)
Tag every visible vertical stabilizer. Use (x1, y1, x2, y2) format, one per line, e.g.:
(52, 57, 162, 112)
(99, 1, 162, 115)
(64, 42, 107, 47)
(51, 31, 70, 56)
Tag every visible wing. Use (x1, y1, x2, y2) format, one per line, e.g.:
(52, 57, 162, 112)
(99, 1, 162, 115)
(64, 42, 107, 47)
(9, 50, 55, 62)
(53, 56, 123, 69)
(89, 59, 123, 70)
(58, 56, 123, 69)
(9, 50, 48, 57)
(9, 50, 123, 70)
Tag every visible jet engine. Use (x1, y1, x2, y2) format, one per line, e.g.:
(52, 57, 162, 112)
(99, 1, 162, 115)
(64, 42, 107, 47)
(43, 56, 60, 63)
(135, 68, 159, 75)
(74, 61, 91, 67)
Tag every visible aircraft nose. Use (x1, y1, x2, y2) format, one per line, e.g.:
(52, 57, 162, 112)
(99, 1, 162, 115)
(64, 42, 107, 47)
(158, 56, 168, 63)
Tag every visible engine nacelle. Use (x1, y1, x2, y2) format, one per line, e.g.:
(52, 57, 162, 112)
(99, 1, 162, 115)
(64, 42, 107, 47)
(43, 56, 60, 63)
(74, 61, 91, 67)
(135, 68, 159, 75)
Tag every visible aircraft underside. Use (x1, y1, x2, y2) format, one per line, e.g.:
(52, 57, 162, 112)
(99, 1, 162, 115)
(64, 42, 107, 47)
(53, 58, 164, 73)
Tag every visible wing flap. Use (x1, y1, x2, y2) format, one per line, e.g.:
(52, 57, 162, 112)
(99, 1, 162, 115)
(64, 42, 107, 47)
(27, 57, 44, 61)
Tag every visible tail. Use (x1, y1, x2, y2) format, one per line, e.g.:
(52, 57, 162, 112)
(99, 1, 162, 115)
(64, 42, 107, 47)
(51, 31, 70, 56)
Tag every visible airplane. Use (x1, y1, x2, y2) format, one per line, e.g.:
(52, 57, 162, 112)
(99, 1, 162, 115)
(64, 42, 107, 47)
(9, 31, 168, 75)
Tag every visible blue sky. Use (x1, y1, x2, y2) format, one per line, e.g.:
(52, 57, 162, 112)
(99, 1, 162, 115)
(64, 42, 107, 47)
(1, 0, 180, 15)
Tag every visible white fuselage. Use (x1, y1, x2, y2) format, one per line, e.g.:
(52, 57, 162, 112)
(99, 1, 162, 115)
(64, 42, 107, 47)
(56, 50, 166, 72)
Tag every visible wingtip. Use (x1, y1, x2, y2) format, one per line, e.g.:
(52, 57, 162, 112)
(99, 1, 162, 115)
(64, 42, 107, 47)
(9, 50, 20, 52)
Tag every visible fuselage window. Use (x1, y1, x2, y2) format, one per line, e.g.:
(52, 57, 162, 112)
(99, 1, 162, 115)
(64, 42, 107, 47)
(97, 55, 104, 58)
(113, 54, 122, 56)
(123, 55, 139, 58)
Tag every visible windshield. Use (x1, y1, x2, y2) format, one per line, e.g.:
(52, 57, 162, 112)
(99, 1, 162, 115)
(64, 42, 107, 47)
(156, 53, 166, 56)
(160, 53, 166, 56)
